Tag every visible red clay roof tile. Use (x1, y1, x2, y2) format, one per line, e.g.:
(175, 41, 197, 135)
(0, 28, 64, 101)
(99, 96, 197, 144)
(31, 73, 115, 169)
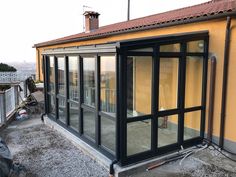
(34, 0, 236, 47)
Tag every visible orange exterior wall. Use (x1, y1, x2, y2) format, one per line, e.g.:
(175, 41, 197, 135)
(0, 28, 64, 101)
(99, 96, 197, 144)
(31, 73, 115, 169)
(36, 18, 236, 143)
(36, 48, 44, 81)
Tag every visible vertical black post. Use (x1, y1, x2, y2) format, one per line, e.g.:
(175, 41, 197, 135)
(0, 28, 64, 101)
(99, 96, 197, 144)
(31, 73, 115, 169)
(119, 49, 127, 165)
(54, 56, 59, 120)
(43, 55, 48, 113)
(115, 52, 120, 161)
(65, 56, 70, 126)
(79, 56, 83, 134)
(95, 55, 101, 146)
(178, 42, 187, 146)
(152, 45, 158, 153)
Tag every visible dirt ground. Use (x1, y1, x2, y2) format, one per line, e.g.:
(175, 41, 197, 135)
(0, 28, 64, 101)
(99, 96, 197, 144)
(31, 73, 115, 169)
(0, 115, 108, 177)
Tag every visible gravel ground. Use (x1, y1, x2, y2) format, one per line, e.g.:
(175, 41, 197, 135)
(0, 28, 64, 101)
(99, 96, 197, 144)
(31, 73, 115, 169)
(0, 115, 108, 177)
(128, 148, 236, 177)
(1, 114, 236, 177)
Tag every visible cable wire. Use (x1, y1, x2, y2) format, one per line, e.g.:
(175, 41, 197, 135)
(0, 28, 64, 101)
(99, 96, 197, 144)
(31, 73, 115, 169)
(203, 139, 236, 163)
(203, 138, 236, 156)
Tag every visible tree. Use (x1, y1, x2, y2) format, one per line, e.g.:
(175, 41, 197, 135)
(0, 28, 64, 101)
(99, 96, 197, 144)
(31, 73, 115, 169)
(0, 63, 17, 72)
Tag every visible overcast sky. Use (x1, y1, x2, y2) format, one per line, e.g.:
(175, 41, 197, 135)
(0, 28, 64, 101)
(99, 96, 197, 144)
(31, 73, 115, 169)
(0, 0, 209, 63)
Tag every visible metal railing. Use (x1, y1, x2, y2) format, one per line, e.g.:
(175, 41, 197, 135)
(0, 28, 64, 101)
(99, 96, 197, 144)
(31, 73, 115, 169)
(0, 82, 28, 125)
(5, 87, 16, 116)
(0, 71, 35, 84)
(101, 88, 116, 113)
(0, 86, 17, 124)
(56, 85, 116, 113)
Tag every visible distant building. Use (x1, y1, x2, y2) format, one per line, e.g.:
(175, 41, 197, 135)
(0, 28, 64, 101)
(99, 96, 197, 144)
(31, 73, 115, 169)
(34, 0, 236, 166)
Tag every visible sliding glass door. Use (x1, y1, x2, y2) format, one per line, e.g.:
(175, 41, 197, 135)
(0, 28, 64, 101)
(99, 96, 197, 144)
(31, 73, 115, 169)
(122, 35, 208, 165)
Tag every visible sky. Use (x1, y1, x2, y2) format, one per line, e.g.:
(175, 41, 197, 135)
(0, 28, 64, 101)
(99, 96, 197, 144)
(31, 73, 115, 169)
(0, 0, 209, 63)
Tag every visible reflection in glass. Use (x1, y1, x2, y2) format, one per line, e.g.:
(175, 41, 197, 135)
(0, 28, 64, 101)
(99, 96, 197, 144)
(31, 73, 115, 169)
(101, 116, 115, 153)
(49, 56, 55, 93)
(159, 58, 178, 110)
(127, 120, 151, 156)
(69, 102, 79, 131)
(129, 48, 153, 52)
(48, 95, 55, 115)
(57, 57, 65, 95)
(160, 43, 180, 52)
(68, 56, 79, 102)
(127, 56, 152, 117)
(100, 56, 116, 115)
(185, 57, 203, 108)
(158, 115, 178, 147)
(187, 40, 204, 53)
(58, 97, 66, 123)
(83, 109, 95, 140)
(184, 111, 201, 140)
(83, 57, 95, 106)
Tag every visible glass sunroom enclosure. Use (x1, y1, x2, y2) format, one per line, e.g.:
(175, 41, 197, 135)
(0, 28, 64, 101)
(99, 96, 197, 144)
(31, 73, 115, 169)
(42, 32, 209, 166)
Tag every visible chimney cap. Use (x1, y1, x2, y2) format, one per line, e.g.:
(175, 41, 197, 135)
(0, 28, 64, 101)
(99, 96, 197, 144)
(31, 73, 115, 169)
(83, 11, 100, 16)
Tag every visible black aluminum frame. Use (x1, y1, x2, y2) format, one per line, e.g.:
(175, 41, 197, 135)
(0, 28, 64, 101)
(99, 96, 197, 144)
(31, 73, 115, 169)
(42, 31, 209, 166)
(118, 32, 209, 165)
(44, 52, 118, 160)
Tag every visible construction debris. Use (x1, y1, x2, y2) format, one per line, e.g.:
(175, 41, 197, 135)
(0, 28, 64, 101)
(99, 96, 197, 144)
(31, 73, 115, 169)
(0, 138, 12, 177)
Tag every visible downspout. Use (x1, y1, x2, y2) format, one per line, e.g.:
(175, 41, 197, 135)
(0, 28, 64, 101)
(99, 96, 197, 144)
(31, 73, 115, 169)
(207, 56, 216, 142)
(109, 159, 118, 177)
(219, 16, 232, 148)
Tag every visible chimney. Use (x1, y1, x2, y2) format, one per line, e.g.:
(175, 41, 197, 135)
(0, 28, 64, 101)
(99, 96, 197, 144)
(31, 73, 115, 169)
(83, 11, 100, 32)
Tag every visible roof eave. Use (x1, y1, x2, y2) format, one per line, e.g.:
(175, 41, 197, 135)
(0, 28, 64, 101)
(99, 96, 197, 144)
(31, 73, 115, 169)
(33, 11, 236, 48)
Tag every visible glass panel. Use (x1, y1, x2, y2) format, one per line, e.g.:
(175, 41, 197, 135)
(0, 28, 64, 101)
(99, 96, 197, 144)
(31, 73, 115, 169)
(58, 97, 66, 123)
(127, 56, 152, 117)
(57, 57, 65, 95)
(83, 57, 95, 107)
(158, 114, 178, 147)
(160, 43, 180, 52)
(100, 56, 116, 116)
(69, 102, 79, 131)
(185, 56, 203, 108)
(68, 56, 79, 102)
(129, 48, 153, 52)
(159, 58, 178, 110)
(184, 111, 201, 140)
(83, 109, 95, 140)
(187, 40, 204, 53)
(48, 94, 55, 115)
(49, 56, 55, 93)
(127, 120, 151, 156)
(101, 116, 115, 153)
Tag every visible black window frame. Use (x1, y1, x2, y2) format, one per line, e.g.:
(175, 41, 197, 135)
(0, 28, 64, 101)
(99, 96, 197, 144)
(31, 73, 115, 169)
(42, 31, 209, 166)
(44, 52, 118, 160)
(119, 32, 209, 165)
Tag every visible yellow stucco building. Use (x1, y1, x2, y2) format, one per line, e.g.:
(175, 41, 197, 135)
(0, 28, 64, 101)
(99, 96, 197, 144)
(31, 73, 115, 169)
(34, 0, 236, 166)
